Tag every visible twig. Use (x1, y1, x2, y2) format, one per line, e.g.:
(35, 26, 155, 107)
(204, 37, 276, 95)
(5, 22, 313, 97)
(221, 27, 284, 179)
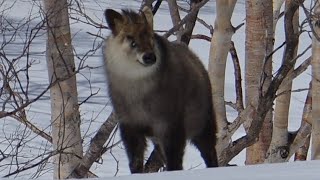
(229, 41, 244, 112)
(301, 3, 320, 42)
(191, 34, 211, 41)
(163, 0, 210, 38)
(70, 112, 118, 178)
(177, 5, 213, 34)
(152, 0, 163, 15)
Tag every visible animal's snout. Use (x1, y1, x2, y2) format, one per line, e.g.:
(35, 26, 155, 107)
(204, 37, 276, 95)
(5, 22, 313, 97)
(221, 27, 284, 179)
(142, 52, 156, 65)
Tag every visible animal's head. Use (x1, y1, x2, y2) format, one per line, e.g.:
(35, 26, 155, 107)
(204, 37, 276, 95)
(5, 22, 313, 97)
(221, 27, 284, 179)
(105, 7, 157, 66)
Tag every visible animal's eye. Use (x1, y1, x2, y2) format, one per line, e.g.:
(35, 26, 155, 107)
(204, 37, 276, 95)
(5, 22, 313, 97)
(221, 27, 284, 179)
(126, 36, 137, 48)
(131, 40, 137, 48)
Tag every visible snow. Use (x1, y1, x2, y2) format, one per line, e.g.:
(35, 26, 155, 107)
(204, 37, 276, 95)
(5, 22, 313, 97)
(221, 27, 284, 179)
(91, 160, 320, 180)
(0, 0, 316, 179)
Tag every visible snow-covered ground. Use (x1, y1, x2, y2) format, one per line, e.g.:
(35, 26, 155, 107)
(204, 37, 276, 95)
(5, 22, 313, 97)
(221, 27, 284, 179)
(0, 0, 315, 179)
(95, 160, 320, 180)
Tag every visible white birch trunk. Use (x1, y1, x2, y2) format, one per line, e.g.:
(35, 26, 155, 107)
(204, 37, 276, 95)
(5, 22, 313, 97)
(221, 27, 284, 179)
(44, 0, 83, 178)
(167, 0, 183, 41)
(292, 83, 312, 161)
(273, 0, 285, 32)
(266, 0, 299, 163)
(311, 0, 320, 160)
(208, 0, 237, 163)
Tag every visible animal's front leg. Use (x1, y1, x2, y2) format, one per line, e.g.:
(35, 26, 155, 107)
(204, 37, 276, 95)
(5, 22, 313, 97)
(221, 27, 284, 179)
(119, 123, 146, 173)
(162, 126, 186, 171)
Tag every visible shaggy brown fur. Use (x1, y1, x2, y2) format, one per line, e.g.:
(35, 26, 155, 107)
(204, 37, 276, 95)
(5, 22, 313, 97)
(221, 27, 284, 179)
(103, 8, 218, 173)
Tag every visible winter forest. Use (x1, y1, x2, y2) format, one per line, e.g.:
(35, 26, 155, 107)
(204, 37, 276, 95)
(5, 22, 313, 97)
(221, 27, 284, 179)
(1, 0, 320, 179)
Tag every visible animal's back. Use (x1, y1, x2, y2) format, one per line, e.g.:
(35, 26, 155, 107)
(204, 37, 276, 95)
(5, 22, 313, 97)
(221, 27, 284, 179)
(157, 35, 214, 138)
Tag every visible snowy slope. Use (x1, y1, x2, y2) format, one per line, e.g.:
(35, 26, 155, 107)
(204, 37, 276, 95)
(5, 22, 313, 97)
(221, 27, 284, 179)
(90, 160, 320, 180)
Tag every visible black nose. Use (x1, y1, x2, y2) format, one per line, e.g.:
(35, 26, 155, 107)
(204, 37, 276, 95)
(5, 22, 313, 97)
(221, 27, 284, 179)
(142, 52, 156, 65)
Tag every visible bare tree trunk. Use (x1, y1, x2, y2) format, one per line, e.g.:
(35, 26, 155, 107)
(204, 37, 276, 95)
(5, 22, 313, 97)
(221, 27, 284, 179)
(217, 0, 303, 166)
(244, 0, 273, 165)
(266, 0, 299, 163)
(311, 0, 320, 160)
(44, 0, 83, 178)
(287, 83, 312, 161)
(295, 136, 311, 161)
(293, 83, 312, 162)
(273, 0, 285, 31)
(208, 0, 237, 164)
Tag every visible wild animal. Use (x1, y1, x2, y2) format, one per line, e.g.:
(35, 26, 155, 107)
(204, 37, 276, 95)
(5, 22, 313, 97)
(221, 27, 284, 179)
(103, 7, 218, 173)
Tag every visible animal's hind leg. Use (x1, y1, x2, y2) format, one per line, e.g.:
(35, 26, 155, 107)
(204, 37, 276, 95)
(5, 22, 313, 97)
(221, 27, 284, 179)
(119, 123, 146, 173)
(191, 126, 218, 168)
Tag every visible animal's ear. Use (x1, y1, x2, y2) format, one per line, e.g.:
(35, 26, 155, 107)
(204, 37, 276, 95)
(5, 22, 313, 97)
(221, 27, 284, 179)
(105, 9, 124, 35)
(142, 6, 153, 30)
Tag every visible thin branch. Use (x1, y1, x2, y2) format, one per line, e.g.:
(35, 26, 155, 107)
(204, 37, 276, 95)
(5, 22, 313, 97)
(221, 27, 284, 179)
(234, 23, 245, 32)
(152, 0, 163, 15)
(70, 112, 118, 178)
(177, 5, 213, 34)
(191, 34, 211, 41)
(3, 151, 56, 178)
(10, 113, 52, 143)
(282, 56, 311, 87)
(144, 145, 164, 173)
(276, 88, 310, 97)
(163, 0, 210, 38)
(228, 104, 256, 137)
(229, 41, 244, 112)
(301, 3, 320, 42)
(70, 1, 107, 29)
(225, 101, 237, 110)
